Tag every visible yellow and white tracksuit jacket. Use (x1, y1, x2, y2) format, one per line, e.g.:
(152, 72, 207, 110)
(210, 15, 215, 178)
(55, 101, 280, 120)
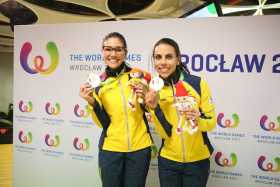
(89, 66, 152, 152)
(149, 71, 216, 163)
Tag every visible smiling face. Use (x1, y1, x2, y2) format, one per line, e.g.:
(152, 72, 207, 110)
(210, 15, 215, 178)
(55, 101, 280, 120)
(153, 43, 179, 79)
(102, 37, 127, 69)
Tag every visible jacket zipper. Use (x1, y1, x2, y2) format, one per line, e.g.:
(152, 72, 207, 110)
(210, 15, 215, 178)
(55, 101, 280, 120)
(118, 79, 131, 151)
(171, 82, 186, 162)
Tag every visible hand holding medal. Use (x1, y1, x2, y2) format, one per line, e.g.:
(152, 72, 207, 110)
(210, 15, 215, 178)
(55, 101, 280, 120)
(149, 75, 164, 92)
(79, 73, 101, 106)
(145, 75, 164, 109)
(87, 73, 101, 88)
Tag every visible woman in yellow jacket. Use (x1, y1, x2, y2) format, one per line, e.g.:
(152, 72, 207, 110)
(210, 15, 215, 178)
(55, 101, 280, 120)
(145, 38, 216, 187)
(79, 32, 152, 187)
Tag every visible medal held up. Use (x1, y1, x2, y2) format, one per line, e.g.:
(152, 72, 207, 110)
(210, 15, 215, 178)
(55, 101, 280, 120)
(173, 81, 198, 135)
(87, 73, 101, 88)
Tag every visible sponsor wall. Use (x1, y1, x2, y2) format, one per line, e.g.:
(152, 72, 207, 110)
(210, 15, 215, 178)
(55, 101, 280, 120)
(14, 15, 280, 187)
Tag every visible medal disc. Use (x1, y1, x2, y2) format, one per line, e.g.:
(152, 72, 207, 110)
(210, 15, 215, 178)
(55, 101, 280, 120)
(87, 73, 101, 88)
(149, 76, 164, 91)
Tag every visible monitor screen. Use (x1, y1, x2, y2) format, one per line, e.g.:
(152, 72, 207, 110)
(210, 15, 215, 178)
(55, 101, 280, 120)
(180, 1, 223, 18)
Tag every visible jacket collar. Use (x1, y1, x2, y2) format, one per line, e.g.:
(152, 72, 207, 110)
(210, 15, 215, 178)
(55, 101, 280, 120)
(105, 62, 131, 77)
(163, 65, 182, 86)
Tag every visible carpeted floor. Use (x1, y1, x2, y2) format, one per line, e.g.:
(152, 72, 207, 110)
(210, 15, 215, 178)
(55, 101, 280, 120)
(0, 144, 12, 187)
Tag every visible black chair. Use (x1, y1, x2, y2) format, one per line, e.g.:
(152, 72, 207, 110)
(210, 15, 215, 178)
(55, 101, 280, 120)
(0, 119, 13, 144)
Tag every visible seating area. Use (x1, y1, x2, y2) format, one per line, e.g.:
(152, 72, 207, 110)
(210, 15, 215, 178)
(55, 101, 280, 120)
(0, 103, 13, 144)
(0, 119, 12, 144)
